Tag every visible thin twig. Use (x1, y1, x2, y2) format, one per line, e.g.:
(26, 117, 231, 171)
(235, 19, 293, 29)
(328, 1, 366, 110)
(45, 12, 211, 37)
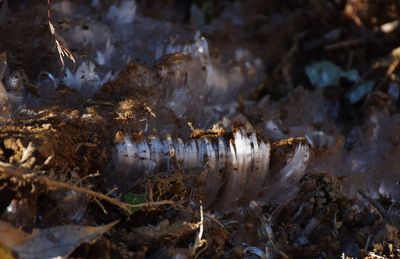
(324, 39, 365, 50)
(204, 212, 228, 233)
(76, 171, 100, 186)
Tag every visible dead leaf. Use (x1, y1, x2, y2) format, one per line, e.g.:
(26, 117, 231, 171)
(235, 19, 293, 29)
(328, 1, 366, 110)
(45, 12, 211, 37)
(0, 220, 117, 259)
(0, 245, 14, 259)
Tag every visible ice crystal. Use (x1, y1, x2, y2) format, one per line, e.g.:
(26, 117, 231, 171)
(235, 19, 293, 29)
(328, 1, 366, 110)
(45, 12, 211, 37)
(106, 0, 136, 25)
(63, 61, 113, 96)
(5, 70, 26, 92)
(305, 131, 335, 149)
(67, 20, 111, 50)
(264, 120, 286, 140)
(95, 37, 115, 66)
(155, 32, 264, 128)
(4, 70, 27, 116)
(0, 56, 26, 119)
(156, 31, 209, 62)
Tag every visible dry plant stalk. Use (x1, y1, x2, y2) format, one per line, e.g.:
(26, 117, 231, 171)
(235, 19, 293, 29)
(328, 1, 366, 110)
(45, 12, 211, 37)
(271, 137, 306, 149)
(47, 0, 75, 67)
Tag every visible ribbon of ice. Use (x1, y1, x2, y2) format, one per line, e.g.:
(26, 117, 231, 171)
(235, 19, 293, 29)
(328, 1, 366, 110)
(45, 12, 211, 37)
(113, 129, 310, 208)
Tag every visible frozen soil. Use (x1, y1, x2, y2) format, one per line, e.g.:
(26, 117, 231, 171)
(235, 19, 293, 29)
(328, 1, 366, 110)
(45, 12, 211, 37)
(2, 0, 400, 258)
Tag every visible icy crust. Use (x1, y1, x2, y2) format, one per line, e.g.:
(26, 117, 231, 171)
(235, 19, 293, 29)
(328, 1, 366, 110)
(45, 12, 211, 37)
(113, 129, 310, 209)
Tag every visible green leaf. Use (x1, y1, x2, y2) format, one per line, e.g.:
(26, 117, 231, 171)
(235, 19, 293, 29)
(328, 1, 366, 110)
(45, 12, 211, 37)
(123, 193, 146, 205)
(123, 193, 146, 216)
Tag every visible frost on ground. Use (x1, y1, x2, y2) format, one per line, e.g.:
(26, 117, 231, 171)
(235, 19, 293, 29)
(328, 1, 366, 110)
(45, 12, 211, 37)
(1, 0, 400, 258)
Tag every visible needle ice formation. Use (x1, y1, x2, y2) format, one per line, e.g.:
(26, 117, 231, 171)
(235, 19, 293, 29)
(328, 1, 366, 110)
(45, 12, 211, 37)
(63, 61, 114, 96)
(111, 129, 310, 209)
(262, 144, 310, 204)
(51, 0, 264, 124)
(106, 0, 136, 25)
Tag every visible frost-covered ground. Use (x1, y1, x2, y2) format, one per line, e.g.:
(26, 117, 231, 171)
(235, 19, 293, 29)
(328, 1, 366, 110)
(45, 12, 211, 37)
(1, 0, 400, 258)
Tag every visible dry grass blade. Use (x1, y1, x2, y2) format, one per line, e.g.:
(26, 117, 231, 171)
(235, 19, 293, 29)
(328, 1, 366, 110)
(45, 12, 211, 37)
(47, 0, 75, 67)
(191, 204, 207, 258)
(271, 137, 306, 149)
